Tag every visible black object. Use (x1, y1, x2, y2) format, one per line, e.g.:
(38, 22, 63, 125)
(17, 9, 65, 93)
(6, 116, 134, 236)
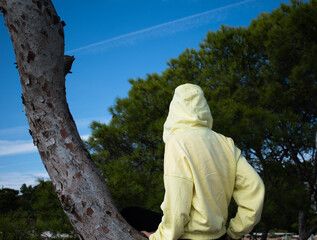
(121, 206, 163, 232)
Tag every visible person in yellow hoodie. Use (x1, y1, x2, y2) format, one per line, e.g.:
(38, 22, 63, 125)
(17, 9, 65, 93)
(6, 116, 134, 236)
(142, 83, 265, 240)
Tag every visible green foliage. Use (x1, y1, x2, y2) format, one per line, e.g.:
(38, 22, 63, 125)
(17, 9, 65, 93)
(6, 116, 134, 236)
(88, 0, 316, 234)
(0, 181, 78, 240)
(31, 180, 75, 236)
(257, 161, 310, 232)
(0, 188, 19, 214)
(89, 76, 174, 210)
(0, 213, 31, 240)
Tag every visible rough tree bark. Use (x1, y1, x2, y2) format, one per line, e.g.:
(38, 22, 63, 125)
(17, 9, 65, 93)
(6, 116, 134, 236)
(0, 0, 146, 239)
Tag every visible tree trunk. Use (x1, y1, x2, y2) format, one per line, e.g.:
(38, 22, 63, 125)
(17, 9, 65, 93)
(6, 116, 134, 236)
(0, 0, 145, 239)
(298, 211, 317, 240)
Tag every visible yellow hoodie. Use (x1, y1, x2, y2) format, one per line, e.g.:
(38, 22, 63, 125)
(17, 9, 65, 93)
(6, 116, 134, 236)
(150, 84, 264, 240)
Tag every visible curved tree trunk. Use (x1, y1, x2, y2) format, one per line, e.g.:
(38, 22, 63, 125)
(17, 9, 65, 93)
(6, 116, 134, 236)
(0, 0, 145, 239)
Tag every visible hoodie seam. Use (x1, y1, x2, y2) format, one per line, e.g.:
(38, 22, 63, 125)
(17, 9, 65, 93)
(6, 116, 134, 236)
(164, 174, 193, 183)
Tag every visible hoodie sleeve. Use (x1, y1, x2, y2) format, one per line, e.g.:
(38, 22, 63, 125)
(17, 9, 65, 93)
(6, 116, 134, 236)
(227, 154, 265, 239)
(150, 137, 193, 240)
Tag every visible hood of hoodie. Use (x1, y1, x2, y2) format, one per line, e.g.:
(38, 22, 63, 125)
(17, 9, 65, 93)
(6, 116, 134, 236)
(163, 83, 213, 143)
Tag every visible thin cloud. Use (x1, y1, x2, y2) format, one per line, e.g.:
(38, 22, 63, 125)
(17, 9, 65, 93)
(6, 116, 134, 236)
(0, 117, 109, 138)
(0, 125, 28, 136)
(0, 140, 37, 156)
(0, 171, 50, 190)
(75, 116, 110, 128)
(66, 0, 254, 55)
(81, 134, 90, 141)
(0, 134, 92, 156)
(0, 116, 109, 156)
(0, 125, 30, 140)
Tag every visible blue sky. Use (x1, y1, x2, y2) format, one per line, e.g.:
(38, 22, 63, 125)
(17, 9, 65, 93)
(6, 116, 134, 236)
(0, 0, 288, 190)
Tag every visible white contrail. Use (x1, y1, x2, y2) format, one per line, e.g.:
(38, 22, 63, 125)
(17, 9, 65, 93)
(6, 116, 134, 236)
(66, 0, 254, 54)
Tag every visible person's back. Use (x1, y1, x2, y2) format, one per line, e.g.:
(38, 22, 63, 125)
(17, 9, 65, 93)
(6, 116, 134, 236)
(168, 128, 238, 238)
(147, 83, 265, 240)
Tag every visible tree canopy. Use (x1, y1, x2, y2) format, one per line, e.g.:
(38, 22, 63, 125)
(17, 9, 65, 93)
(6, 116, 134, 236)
(88, 0, 317, 238)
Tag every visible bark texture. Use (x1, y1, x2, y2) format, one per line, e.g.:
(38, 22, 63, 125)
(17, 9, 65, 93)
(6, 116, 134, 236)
(298, 211, 317, 240)
(0, 0, 145, 239)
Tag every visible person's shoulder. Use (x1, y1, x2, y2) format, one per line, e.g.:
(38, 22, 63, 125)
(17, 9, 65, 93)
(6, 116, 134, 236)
(210, 129, 236, 146)
(170, 127, 209, 143)
(168, 131, 190, 144)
